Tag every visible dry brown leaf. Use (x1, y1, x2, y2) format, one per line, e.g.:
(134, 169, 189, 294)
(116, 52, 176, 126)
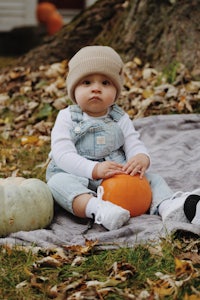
(53, 96, 69, 109)
(16, 280, 29, 289)
(185, 81, 200, 93)
(184, 293, 200, 300)
(147, 275, 176, 297)
(175, 257, 199, 280)
(142, 67, 158, 80)
(63, 239, 98, 255)
(45, 61, 67, 78)
(9, 67, 30, 80)
(147, 257, 200, 298)
(35, 256, 62, 268)
(177, 252, 200, 265)
(30, 275, 49, 291)
(147, 244, 163, 257)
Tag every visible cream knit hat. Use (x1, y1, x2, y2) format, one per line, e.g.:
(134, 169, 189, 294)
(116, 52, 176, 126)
(66, 45, 124, 102)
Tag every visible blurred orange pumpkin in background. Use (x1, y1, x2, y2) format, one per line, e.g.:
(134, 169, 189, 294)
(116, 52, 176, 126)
(36, 2, 56, 23)
(46, 11, 64, 35)
(36, 2, 64, 35)
(101, 174, 152, 217)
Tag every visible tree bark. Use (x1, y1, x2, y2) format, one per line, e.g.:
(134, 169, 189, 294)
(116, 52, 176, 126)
(17, 0, 200, 75)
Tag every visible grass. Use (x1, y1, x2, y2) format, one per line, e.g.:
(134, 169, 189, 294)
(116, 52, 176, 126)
(0, 235, 200, 299)
(162, 61, 181, 84)
(0, 138, 50, 180)
(0, 56, 17, 69)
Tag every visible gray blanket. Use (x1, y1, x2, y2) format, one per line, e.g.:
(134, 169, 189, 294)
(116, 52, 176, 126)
(1, 114, 200, 249)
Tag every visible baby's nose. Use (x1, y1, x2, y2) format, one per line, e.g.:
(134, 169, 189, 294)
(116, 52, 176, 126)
(92, 82, 101, 92)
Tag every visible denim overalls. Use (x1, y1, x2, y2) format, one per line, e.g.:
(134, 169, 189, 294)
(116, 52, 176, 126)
(46, 104, 173, 215)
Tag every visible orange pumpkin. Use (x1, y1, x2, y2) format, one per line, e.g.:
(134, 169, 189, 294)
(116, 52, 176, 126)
(46, 11, 64, 35)
(101, 174, 152, 217)
(36, 2, 56, 24)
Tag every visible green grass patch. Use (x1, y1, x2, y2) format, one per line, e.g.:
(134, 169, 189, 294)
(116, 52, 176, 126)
(0, 235, 199, 299)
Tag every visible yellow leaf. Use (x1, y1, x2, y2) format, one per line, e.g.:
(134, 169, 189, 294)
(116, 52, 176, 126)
(24, 267, 34, 277)
(175, 257, 193, 277)
(142, 89, 154, 99)
(3, 244, 13, 256)
(21, 136, 39, 146)
(134, 57, 142, 66)
(147, 277, 175, 297)
(184, 293, 200, 300)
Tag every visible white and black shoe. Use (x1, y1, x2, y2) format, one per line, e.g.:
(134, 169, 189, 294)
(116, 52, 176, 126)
(159, 188, 200, 224)
(184, 194, 200, 225)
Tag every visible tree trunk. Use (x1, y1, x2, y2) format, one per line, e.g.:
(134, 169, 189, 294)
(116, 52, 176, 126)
(18, 0, 200, 76)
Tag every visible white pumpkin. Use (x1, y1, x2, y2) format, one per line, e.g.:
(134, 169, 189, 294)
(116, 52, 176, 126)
(0, 177, 54, 237)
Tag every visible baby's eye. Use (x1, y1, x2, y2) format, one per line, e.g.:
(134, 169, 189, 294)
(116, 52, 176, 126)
(82, 80, 91, 85)
(102, 80, 110, 85)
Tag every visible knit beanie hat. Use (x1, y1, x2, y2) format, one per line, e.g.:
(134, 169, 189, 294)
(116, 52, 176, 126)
(66, 45, 124, 102)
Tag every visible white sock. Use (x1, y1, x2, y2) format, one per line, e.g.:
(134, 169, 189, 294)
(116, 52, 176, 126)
(85, 197, 101, 218)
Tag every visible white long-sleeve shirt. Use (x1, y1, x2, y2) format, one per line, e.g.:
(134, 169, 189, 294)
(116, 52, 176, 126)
(49, 106, 150, 179)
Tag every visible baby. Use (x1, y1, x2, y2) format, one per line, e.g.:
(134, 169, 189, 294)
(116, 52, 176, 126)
(46, 45, 200, 230)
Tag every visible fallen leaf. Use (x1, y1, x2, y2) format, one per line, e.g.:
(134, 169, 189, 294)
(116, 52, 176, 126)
(35, 256, 62, 268)
(178, 252, 200, 265)
(63, 239, 98, 255)
(175, 257, 199, 280)
(21, 135, 39, 146)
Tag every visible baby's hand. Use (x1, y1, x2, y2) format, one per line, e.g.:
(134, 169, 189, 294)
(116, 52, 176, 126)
(122, 154, 150, 178)
(92, 161, 124, 179)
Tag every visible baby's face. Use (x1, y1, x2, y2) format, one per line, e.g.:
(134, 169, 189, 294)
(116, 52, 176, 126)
(74, 74, 117, 117)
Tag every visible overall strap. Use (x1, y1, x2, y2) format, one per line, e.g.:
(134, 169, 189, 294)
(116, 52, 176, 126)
(70, 104, 125, 123)
(69, 105, 83, 122)
(109, 104, 125, 122)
